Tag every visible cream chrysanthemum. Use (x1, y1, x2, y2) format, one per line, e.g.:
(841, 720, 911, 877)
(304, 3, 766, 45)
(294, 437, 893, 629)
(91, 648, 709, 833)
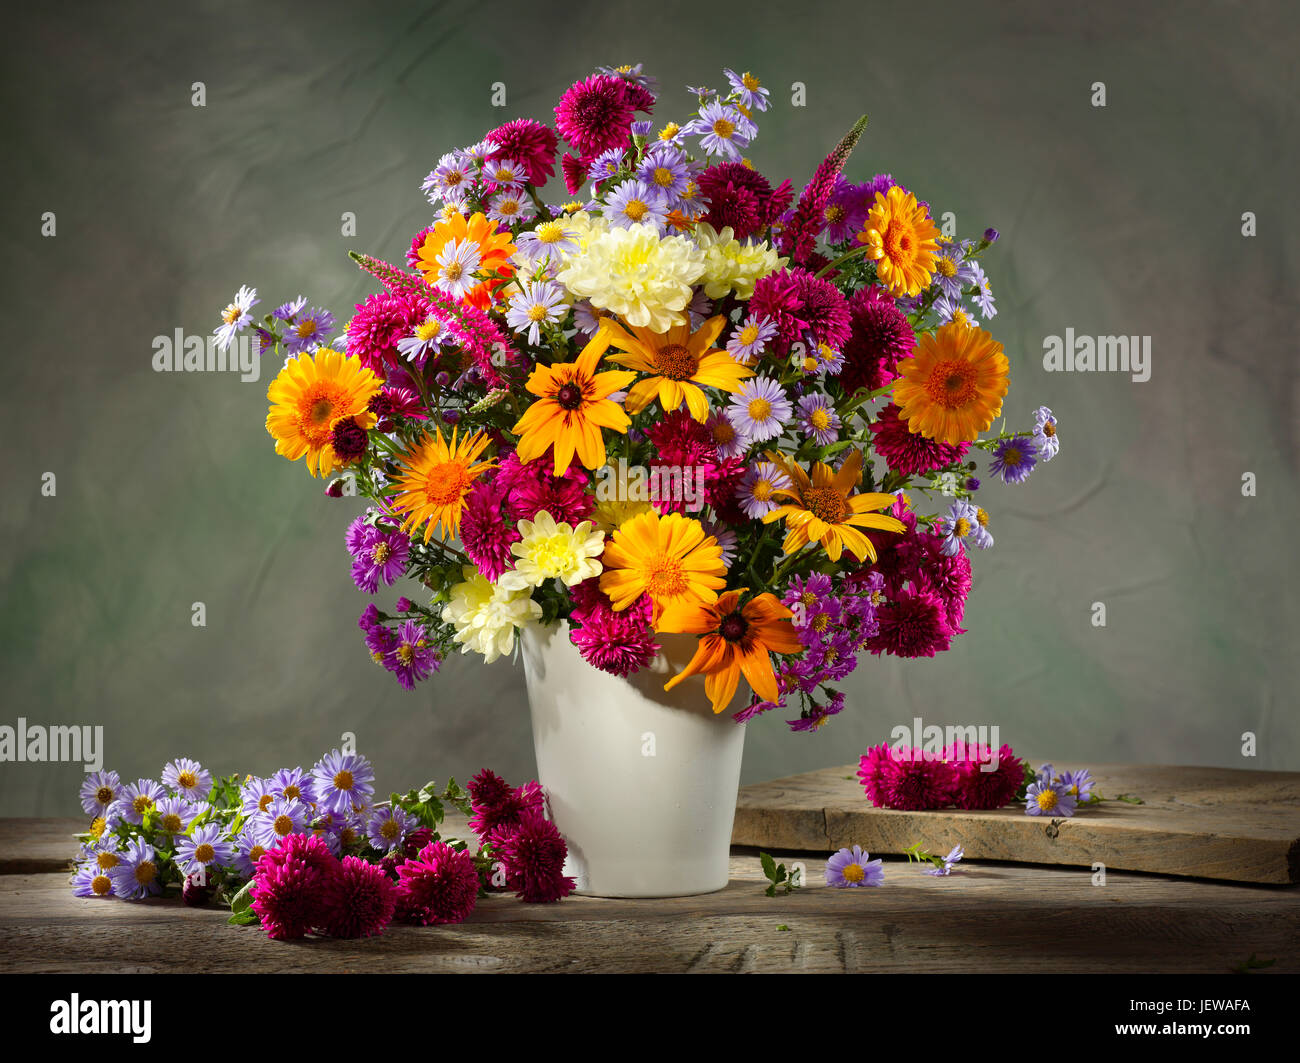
(557, 223, 705, 331)
(441, 568, 542, 664)
(497, 511, 605, 591)
(694, 223, 786, 300)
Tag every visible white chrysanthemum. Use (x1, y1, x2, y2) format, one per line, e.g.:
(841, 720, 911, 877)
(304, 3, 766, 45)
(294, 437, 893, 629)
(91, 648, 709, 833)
(695, 223, 786, 301)
(557, 223, 706, 331)
(497, 512, 605, 591)
(441, 569, 542, 664)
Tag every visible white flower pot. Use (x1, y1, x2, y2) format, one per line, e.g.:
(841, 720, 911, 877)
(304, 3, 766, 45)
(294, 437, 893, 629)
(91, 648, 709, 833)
(520, 620, 745, 898)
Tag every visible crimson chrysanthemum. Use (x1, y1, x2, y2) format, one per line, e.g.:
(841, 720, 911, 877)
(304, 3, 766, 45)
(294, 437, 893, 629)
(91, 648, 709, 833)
(748, 268, 851, 351)
(347, 290, 434, 377)
(857, 744, 957, 810)
(317, 854, 398, 938)
(568, 581, 659, 677)
(946, 743, 1024, 811)
(467, 770, 545, 841)
(486, 118, 559, 186)
(249, 833, 338, 940)
(916, 533, 972, 631)
(459, 479, 520, 582)
(394, 841, 479, 926)
(866, 587, 955, 659)
(869, 402, 970, 478)
(644, 409, 745, 517)
(696, 162, 793, 240)
(840, 286, 916, 394)
(554, 74, 636, 160)
(491, 808, 576, 903)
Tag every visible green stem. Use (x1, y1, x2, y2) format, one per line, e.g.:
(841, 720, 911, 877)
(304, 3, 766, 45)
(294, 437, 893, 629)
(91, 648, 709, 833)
(814, 243, 870, 279)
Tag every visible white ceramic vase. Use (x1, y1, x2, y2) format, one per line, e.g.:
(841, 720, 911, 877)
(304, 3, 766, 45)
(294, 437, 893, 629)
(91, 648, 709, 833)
(519, 620, 745, 898)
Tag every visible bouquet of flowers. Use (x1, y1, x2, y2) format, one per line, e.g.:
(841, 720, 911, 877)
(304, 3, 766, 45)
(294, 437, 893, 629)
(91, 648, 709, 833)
(218, 64, 1059, 731)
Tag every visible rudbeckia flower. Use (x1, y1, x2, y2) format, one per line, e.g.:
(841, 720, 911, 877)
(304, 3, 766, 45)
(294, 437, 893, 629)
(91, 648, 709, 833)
(391, 425, 496, 542)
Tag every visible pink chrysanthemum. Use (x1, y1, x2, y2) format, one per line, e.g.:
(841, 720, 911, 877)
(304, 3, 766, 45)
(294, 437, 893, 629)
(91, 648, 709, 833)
(869, 403, 970, 478)
(347, 290, 434, 377)
(917, 534, 972, 631)
(554, 74, 636, 160)
(643, 410, 745, 518)
(748, 268, 850, 351)
(946, 743, 1025, 811)
(402, 827, 434, 858)
(317, 854, 398, 938)
(249, 833, 338, 940)
(467, 769, 545, 841)
(394, 841, 479, 926)
(841, 286, 916, 394)
(866, 587, 955, 659)
(460, 479, 521, 582)
(406, 225, 437, 269)
(696, 163, 793, 241)
(369, 386, 429, 431)
(486, 118, 559, 186)
(494, 449, 593, 525)
(568, 581, 659, 677)
(491, 809, 576, 903)
(858, 744, 957, 810)
(560, 153, 587, 195)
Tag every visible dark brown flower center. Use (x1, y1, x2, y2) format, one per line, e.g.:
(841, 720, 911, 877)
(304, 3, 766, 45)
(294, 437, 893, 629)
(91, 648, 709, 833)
(802, 486, 848, 524)
(555, 382, 584, 410)
(719, 612, 749, 643)
(655, 343, 699, 381)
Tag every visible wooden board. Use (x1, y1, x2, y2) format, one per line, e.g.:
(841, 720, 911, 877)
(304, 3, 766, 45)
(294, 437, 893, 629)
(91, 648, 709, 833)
(0, 816, 1297, 974)
(732, 762, 1300, 885)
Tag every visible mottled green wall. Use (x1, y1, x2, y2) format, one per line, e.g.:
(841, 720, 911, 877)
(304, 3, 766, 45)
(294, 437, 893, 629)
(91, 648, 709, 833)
(2, 0, 1296, 816)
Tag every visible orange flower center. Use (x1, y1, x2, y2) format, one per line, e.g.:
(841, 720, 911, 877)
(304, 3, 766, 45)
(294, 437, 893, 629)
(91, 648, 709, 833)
(802, 486, 848, 524)
(334, 770, 354, 792)
(177, 770, 197, 790)
(274, 814, 294, 836)
(623, 199, 649, 222)
(96, 852, 118, 870)
(284, 784, 301, 799)
(161, 814, 182, 833)
(195, 843, 215, 864)
(655, 343, 699, 381)
(297, 382, 347, 445)
(92, 874, 112, 896)
(135, 861, 157, 886)
(712, 118, 735, 139)
(643, 553, 689, 598)
(1042, 421, 1056, 438)
(924, 359, 979, 409)
(258, 794, 274, 812)
(883, 222, 915, 262)
(652, 167, 674, 187)
(422, 461, 471, 506)
(751, 478, 773, 501)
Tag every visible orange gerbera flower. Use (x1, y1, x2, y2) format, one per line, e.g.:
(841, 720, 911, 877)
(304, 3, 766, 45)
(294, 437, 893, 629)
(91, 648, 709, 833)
(512, 326, 636, 476)
(390, 425, 495, 542)
(602, 314, 753, 422)
(762, 449, 905, 563)
(413, 211, 516, 309)
(265, 347, 382, 478)
(598, 510, 727, 621)
(856, 185, 941, 297)
(892, 320, 1009, 444)
(660, 591, 802, 714)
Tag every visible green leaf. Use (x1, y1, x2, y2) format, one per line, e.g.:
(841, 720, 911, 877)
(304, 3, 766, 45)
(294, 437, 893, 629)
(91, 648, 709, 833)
(227, 910, 259, 927)
(229, 880, 255, 915)
(776, 924, 791, 932)
(759, 852, 779, 884)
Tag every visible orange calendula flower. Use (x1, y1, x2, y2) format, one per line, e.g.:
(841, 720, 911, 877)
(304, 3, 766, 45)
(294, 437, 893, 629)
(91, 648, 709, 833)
(603, 314, 753, 422)
(391, 425, 495, 543)
(762, 449, 905, 563)
(892, 321, 1009, 444)
(599, 510, 727, 622)
(413, 211, 516, 309)
(660, 590, 803, 714)
(512, 326, 637, 476)
(856, 185, 941, 297)
(265, 347, 382, 478)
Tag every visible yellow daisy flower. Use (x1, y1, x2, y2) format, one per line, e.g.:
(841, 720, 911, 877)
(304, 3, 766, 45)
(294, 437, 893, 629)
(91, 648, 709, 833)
(265, 347, 382, 478)
(892, 321, 1010, 444)
(857, 185, 941, 297)
(598, 510, 727, 623)
(391, 425, 496, 543)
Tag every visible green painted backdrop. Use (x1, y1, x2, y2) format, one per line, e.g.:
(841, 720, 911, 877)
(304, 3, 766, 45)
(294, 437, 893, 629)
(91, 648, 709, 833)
(2, 0, 1296, 816)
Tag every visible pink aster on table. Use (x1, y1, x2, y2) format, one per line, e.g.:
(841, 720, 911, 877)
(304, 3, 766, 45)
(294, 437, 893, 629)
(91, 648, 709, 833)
(317, 855, 397, 939)
(857, 744, 957, 811)
(491, 808, 576, 903)
(394, 841, 480, 926)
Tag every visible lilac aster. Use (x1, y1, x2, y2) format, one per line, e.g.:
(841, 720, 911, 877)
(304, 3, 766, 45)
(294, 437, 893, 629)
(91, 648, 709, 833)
(72, 862, 117, 898)
(79, 770, 122, 817)
(487, 190, 534, 227)
(239, 775, 277, 818)
(384, 620, 441, 690)
(706, 412, 747, 459)
(788, 690, 847, 732)
(214, 284, 258, 351)
(282, 306, 335, 355)
(938, 500, 979, 557)
(233, 828, 270, 878)
(154, 795, 200, 837)
(688, 99, 753, 160)
(270, 766, 316, 805)
(312, 749, 376, 815)
(253, 797, 309, 849)
(506, 279, 568, 345)
(1060, 769, 1094, 802)
(738, 460, 793, 518)
(484, 157, 526, 190)
(107, 838, 162, 899)
(931, 291, 978, 327)
(425, 152, 472, 204)
(825, 845, 884, 888)
(727, 376, 791, 443)
(969, 262, 997, 318)
(796, 393, 841, 446)
(176, 823, 234, 877)
(931, 240, 978, 301)
(989, 436, 1039, 484)
(925, 844, 965, 876)
(726, 314, 777, 364)
(367, 805, 414, 852)
(637, 145, 692, 200)
(116, 778, 166, 826)
(603, 178, 668, 231)
(586, 147, 624, 183)
(349, 524, 410, 593)
(723, 68, 771, 112)
(1032, 405, 1060, 461)
(1025, 778, 1076, 818)
(272, 295, 307, 322)
(969, 505, 994, 550)
(162, 757, 212, 801)
(515, 219, 580, 266)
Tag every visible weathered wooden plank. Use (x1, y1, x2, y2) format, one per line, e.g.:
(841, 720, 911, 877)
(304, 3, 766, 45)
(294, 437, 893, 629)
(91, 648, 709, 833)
(732, 763, 1300, 884)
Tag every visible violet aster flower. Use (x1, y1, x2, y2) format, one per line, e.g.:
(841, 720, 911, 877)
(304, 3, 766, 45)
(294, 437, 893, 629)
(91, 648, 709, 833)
(1060, 769, 1094, 802)
(939, 500, 980, 557)
(727, 376, 791, 443)
(108, 838, 162, 899)
(637, 144, 692, 200)
(968, 261, 997, 318)
(825, 845, 884, 887)
(176, 823, 234, 877)
(349, 525, 410, 593)
(726, 313, 777, 365)
(796, 392, 841, 446)
(1032, 405, 1060, 461)
(240, 775, 277, 818)
(270, 766, 315, 806)
(738, 460, 793, 518)
(214, 285, 258, 351)
(312, 749, 376, 815)
(484, 157, 526, 190)
(282, 306, 335, 355)
(272, 295, 307, 322)
(723, 68, 771, 112)
(1025, 778, 1076, 817)
(968, 505, 994, 550)
(931, 240, 978, 302)
(487, 190, 534, 227)
(115, 778, 166, 826)
(384, 620, 440, 690)
(71, 861, 117, 899)
(925, 844, 965, 876)
(706, 412, 748, 460)
(79, 770, 122, 817)
(429, 238, 482, 300)
(989, 436, 1039, 484)
(367, 805, 414, 852)
(162, 757, 212, 802)
(787, 690, 847, 732)
(603, 178, 668, 231)
(232, 828, 269, 878)
(688, 99, 754, 160)
(505, 279, 568, 346)
(253, 797, 309, 849)
(586, 147, 625, 184)
(154, 795, 201, 837)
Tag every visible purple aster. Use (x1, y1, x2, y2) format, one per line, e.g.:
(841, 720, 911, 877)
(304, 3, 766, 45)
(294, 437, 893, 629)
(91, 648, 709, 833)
(821, 177, 874, 244)
(687, 99, 754, 160)
(368, 805, 414, 852)
(1032, 405, 1060, 461)
(783, 571, 835, 626)
(71, 862, 117, 899)
(825, 845, 884, 887)
(232, 828, 270, 878)
(787, 690, 847, 732)
(637, 145, 691, 200)
(726, 314, 777, 364)
(384, 620, 441, 690)
(349, 524, 410, 594)
(239, 775, 277, 818)
(925, 844, 965, 876)
(272, 295, 307, 322)
(425, 152, 472, 204)
(727, 376, 791, 443)
(252, 798, 309, 849)
(79, 770, 122, 817)
(270, 766, 316, 806)
(738, 460, 793, 519)
(107, 838, 163, 899)
(1025, 778, 1076, 818)
(603, 178, 668, 231)
(487, 190, 534, 227)
(938, 500, 979, 557)
(989, 436, 1039, 485)
(706, 411, 747, 460)
(506, 279, 568, 346)
(796, 393, 841, 446)
(484, 157, 526, 190)
(587, 147, 625, 183)
(312, 749, 376, 816)
(723, 68, 771, 112)
(1060, 769, 1094, 802)
(282, 306, 336, 355)
(176, 823, 234, 877)
(154, 795, 200, 837)
(931, 240, 978, 302)
(969, 261, 997, 318)
(161, 756, 212, 801)
(115, 778, 166, 826)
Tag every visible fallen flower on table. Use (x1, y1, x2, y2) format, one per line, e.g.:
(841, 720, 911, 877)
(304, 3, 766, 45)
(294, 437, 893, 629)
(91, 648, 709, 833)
(825, 845, 884, 887)
(903, 841, 965, 875)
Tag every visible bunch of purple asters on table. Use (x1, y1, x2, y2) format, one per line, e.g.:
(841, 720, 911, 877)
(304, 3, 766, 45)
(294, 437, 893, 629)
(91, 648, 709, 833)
(1024, 762, 1142, 818)
(69, 752, 573, 940)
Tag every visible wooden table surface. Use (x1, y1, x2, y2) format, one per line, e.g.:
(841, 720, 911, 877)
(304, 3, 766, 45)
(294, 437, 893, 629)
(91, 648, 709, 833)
(1, 814, 1296, 974)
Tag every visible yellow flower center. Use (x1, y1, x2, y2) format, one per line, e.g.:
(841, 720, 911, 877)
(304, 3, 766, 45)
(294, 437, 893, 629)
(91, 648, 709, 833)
(284, 784, 301, 800)
(161, 814, 182, 833)
(498, 198, 520, 215)
(841, 862, 866, 883)
(644, 553, 689, 599)
(747, 397, 772, 420)
(249, 845, 265, 864)
(195, 843, 215, 864)
(1042, 421, 1056, 438)
(654, 343, 699, 381)
(937, 257, 958, 278)
(800, 591, 816, 607)
(527, 303, 550, 322)
(742, 72, 761, 91)
(976, 508, 989, 527)
(1036, 789, 1059, 812)
(751, 479, 773, 501)
(295, 319, 317, 339)
(652, 166, 674, 187)
(371, 542, 392, 564)
(273, 814, 294, 836)
(809, 408, 831, 430)
(535, 221, 565, 244)
(823, 205, 845, 224)
(177, 770, 197, 790)
(381, 820, 400, 840)
(802, 486, 848, 524)
(812, 613, 830, 632)
(739, 324, 760, 346)
(711, 118, 735, 139)
(415, 319, 443, 342)
(951, 310, 972, 328)
(221, 303, 242, 325)
(92, 874, 113, 896)
(96, 852, 118, 870)
(658, 123, 680, 141)
(925, 359, 979, 409)
(1003, 446, 1023, 466)
(494, 167, 514, 182)
(623, 199, 649, 222)
(295, 380, 349, 446)
(135, 861, 157, 886)
(132, 795, 152, 815)
(954, 518, 971, 538)
(397, 643, 415, 665)
(334, 770, 354, 792)
(442, 261, 464, 281)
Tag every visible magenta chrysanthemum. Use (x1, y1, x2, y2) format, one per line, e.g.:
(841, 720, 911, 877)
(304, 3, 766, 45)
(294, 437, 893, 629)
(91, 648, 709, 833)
(841, 286, 916, 394)
(394, 841, 479, 926)
(946, 744, 1024, 810)
(696, 162, 793, 241)
(554, 74, 636, 160)
(347, 290, 434, 377)
(317, 854, 398, 938)
(643, 409, 745, 518)
(917, 535, 972, 631)
(406, 225, 436, 269)
(494, 449, 593, 525)
(460, 479, 520, 582)
(869, 403, 970, 478)
(249, 833, 338, 940)
(866, 587, 955, 659)
(568, 581, 659, 677)
(858, 744, 957, 810)
(467, 769, 545, 841)
(491, 809, 576, 903)
(748, 268, 850, 351)
(486, 118, 559, 186)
